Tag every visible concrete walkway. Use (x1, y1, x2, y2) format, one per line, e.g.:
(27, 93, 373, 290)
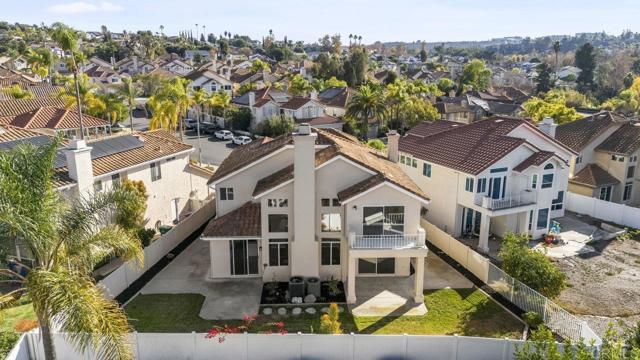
(139, 239, 262, 320)
(349, 251, 472, 317)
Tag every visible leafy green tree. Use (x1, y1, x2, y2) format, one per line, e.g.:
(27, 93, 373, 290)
(26, 48, 53, 81)
(436, 78, 456, 95)
(312, 76, 347, 92)
(366, 139, 386, 151)
(575, 42, 597, 93)
(288, 74, 313, 96)
(522, 97, 581, 124)
(498, 233, 567, 298)
(384, 79, 439, 131)
(459, 59, 492, 93)
(536, 63, 555, 94)
(57, 74, 106, 117)
(228, 107, 252, 131)
(346, 84, 387, 140)
(256, 115, 295, 137)
(0, 138, 143, 360)
(544, 88, 594, 109)
(343, 47, 368, 87)
(2, 85, 33, 99)
(115, 179, 148, 231)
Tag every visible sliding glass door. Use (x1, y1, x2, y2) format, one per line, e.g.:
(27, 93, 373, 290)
(358, 258, 396, 274)
(229, 240, 259, 276)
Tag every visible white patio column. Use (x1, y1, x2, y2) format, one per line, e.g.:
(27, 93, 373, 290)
(478, 214, 491, 254)
(347, 255, 357, 303)
(413, 256, 425, 303)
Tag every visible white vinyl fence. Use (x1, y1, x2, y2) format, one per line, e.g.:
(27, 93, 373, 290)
(566, 192, 640, 229)
(98, 199, 215, 299)
(421, 220, 601, 345)
(10, 331, 534, 360)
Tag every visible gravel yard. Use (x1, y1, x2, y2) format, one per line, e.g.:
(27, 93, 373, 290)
(554, 223, 640, 336)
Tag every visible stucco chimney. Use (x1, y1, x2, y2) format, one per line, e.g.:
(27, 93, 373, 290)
(310, 90, 318, 100)
(132, 56, 139, 73)
(387, 130, 400, 162)
(538, 117, 557, 138)
(64, 139, 94, 197)
(291, 123, 319, 277)
(248, 91, 255, 109)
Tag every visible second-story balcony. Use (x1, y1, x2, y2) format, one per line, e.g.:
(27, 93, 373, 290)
(349, 233, 426, 250)
(474, 191, 537, 211)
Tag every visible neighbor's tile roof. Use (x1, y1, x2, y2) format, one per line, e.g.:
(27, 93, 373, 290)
(0, 98, 69, 116)
(594, 122, 640, 155)
(555, 111, 628, 152)
(1, 107, 109, 130)
(252, 164, 294, 196)
(279, 97, 313, 110)
(298, 115, 343, 126)
(400, 117, 527, 175)
(513, 151, 555, 172)
(87, 130, 192, 177)
(201, 202, 262, 238)
(570, 164, 620, 188)
(318, 87, 352, 108)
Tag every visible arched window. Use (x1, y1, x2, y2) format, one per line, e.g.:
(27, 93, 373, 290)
(544, 163, 554, 170)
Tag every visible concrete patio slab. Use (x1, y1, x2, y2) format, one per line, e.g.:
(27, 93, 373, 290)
(424, 251, 473, 289)
(139, 239, 262, 320)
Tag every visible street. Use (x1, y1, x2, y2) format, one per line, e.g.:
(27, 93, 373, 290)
(128, 114, 233, 166)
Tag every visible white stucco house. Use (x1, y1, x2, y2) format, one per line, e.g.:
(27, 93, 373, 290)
(397, 116, 576, 253)
(184, 68, 233, 96)
(201, 125, 430, 304)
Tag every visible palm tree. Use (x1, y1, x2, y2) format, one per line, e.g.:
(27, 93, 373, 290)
(97, 91, 126, 127)
(0, 138, 143, 360)
(552, 41, 561, 72)
(26, 48, 53, 82)
(358, 35, 363, 45)
(118, 78, 139, 131)
(208, 91, 232, 126)
(346, 85, 387, 140)
(51, 24, 86, 139)
(190, 88, 208, 164)
(349, 34, 353, 46)
(148, 78, 191, 140)
(57, 74, 106, 118)
(159, 25, 164, 37)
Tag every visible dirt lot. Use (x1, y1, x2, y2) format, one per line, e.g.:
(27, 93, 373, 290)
(554, 228, 640, 336)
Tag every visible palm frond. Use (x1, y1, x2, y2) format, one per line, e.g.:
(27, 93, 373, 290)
(65, 224, 143, 272)
(27, 269, 134, 360)
(0, 288, 26, 311)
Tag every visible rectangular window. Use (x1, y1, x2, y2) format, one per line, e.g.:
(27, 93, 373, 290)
(537, 208, 549, 230)
(623, 183, 633, 201)
(268, 214, 288, 233)
(476, 178, 487, 193)
(627, 166, 635, 179)
(465, 177, 474, 192)
(321, 198, 330, 207)
(422, 163, 432, 177)
(268, 239, 288, 266)
(631, 155, 638, 163)
(551, 191, 564, 211)
(93, 180, 103, 192)
(268, 199, 277, 207)
(490, 167, 508, 173)
(279, 199, 288, 207)
(111, 173, 121, 186)
(599, 186, 612, 201)
(362, 206, 404, 235)
(612, 154, 625, 162)
(321, 213, 342, 232)
(321, 238, 340, 266)
(220, 187, 234, 201)
(531, 174, 538, 189)
(576, 155, 582, 164)
(332, 198, 340, 207)
(400, 155, 406, 164)
(150, 162, 162, 181)
(541, 174, 553, 189)
(528, 210, 534, 231)
(412, 158, 417, 168)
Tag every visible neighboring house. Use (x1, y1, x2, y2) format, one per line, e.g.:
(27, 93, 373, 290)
(555, 111, 640, 205)
(84, 65, 130, 85)
(317, 87, 353, 117)
(0, 82, 63, 100)
(434, 102, 483, 123)
(557, 66, 581, 81)
(0, 126, 212, 229)
(397, 116, 576, 253)
(185, 50, 212, 62)
(0, 106, 110, 138)
(233, 87, 327, 128)
(201, 126, 430, 304)
(184, 69, 233, 96)
(115, 57, 156, 75)
(160, 58, 194, 76)
(0, 98, 69, 116)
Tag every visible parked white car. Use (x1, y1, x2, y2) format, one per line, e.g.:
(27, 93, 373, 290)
(214, 130, 233, 140)
(232, 135, 252, 145)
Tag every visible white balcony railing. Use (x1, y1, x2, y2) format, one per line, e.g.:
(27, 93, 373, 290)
(349, 233, 425, 249)
(474, 191, 537, 211)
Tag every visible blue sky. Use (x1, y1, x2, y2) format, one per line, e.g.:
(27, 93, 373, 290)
(4, 0, 640, 43)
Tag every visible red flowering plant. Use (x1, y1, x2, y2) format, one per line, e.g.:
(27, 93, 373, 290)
(205, 314, 288, 343)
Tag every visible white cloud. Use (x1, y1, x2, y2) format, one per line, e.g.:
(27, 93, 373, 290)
(48, 1, 123, 14)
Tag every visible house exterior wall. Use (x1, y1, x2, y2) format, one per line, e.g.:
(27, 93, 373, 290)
(324, 106, 346, 117)
(568, 182, 596, 197)
(261, 185, 292, 281)
(570, 124, 624, 175)
(214, 147, 294, 217)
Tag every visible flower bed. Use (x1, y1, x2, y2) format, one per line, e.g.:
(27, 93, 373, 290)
(261, 280, 346, 304)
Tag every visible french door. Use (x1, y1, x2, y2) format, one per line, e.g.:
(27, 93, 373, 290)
(358, 258, 396, 274)
(229, 240, 259, 276)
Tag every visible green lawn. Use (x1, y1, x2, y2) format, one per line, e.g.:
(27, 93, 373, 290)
(124, 288, 524, 338)
(1, 302, 36, 332)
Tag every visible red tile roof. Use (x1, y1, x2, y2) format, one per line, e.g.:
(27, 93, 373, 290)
(556, 111, 628, 152)
(513, 151, 555, 172)
(1, 107, 108, 130)
(594, 122, 640, 155)
(201, 202, 261, 237)
(570, 164, 620, 188)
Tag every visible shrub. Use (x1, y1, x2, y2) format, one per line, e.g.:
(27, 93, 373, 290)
(319, 303, 342, 334)
(522, 311, 543, 330)
(137, 228, 156, 247)
(115, 179, 148, 231)
(256, 115, 295, 137)
(229, 107, 252, 131)
(13, 319, 38, 332)
(499, 233, 566, 298)
(366, 139, 386, 151)
(0, 330, 20, 359)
